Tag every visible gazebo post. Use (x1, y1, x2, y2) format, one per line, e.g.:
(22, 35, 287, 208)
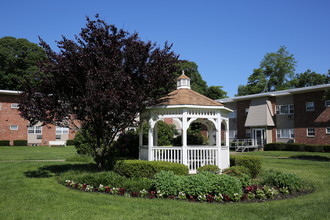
(182, 109, 188, 166)
(216, 114, 222, 168)
(148, 120, 154, 161)
(138, 122, 143, 159)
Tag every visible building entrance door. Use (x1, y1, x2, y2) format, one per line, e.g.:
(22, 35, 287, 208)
(252, 128, 265, 146)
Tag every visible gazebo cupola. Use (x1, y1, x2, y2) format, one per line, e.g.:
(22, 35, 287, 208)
(177, 71, 191, 89)
(139, 72, 232, 173)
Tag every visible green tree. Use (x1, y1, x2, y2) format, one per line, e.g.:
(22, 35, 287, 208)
(0, 36, 46, 90)
(175, 60, 227, 99)
(261, 46, 296, 91)
(291, 69, 329, 88)
(237, 46, 296, 96)
(175, 60, 208, 95)
(156, 121, 178, 146)
(237, 68, 267, 96)
(206, 86, 228, 99)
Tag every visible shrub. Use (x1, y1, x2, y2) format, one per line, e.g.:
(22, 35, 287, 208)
(72, 171, 126, 187)
(153, 170, 183, 196)
(207, 173, 243, 200)
(223, 165, 251, 177)
(73, 130, 95, 157)
(181, 173, 212, 196)
(230, 155, 262, 178)
(265, 143, 329, 152)
(261, 169, 303, 192)
(0, 140, 10, 146)
(197, 165, 220, 174)
(120, 177, 153, 193)
(13, 140, 27, 146)
(113, 160, 188, 178)
(66, 139, 75, 146)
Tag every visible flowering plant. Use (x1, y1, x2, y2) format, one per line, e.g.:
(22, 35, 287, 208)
(139, 189, 148, 198)
(177, 192, 186, 200)
(197, 194, 206, 202)
(214, 194, 223, 202)
(156, 190, 164, 198)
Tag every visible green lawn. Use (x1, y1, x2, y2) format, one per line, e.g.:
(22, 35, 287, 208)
(0, 147, 329, 219)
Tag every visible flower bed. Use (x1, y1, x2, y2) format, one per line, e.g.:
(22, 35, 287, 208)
(64, 170, 312, 203)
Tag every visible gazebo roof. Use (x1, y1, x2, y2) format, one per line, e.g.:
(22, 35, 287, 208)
(157, 73, 223, 107)
(157, 89, 223, 106)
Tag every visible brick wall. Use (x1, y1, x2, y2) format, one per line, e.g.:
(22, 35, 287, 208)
(0, 94, 76, 145)
(0, 95, 28, 145)
(294, 91, 330, 145)
(236, 100, 251, 139)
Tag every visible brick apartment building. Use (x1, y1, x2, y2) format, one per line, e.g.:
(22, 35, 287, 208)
(0, 89, 76, 146)
(218, 84, 330, 146)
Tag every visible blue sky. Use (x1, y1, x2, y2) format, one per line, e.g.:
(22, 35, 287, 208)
(1, 0, 329, 97)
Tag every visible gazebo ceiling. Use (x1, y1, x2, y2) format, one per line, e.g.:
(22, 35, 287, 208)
(157, 88, 224, 106)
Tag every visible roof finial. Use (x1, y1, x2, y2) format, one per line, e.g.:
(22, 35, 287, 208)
(177, 70, 191, 89)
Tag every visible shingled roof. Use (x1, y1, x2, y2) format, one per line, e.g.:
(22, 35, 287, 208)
(158, 89, 223, 106)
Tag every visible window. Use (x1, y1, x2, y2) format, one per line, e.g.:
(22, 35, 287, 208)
(277, 129, 294, 138)
(56, 135, 61, 139)
(326, 127, 330, 135)
(28, 126, 42, 134)
(307, 128, 315, 137)
(56, 126, 69, 135)
(276, 104, 294, 114)
(229, 130, 237, 139)
(246, 129, 251, 138)
(10, 125, 18, 130)
(37, 135, 42, 139)
(306, 102, 314, 111)
(229, 110, 237, 118)
(11, 103, 19, 109)
(325, 100, 330, 107)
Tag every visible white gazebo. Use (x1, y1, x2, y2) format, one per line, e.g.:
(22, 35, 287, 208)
(139, 73, 232, 173)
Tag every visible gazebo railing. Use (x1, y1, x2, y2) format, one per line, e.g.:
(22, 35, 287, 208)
(152, 146, 183, 163)
(144, 145, 219, 173)
(187, 146, 218, 173)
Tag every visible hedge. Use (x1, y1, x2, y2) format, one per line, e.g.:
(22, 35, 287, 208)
(0, 140, 10, 146)
(66, 139, 75, 146)
(13, 140, 28, 146)
(265, 143, 330, 152)
(113, 160, 189, 178)
(230, 155, 262, 178)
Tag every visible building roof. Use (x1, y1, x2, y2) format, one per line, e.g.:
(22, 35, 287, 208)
(157, 88, 223, 106)
(218, 84, 330, 103)
(0, 89, 21, 95)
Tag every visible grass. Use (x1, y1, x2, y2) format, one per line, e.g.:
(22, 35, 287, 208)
(0, 145, 77, 161)
(0, 147, 329, 219)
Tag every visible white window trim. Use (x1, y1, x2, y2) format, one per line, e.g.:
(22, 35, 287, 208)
(276, 104, 294, 115)
(307, 128, 315, 137)
(306, 102, 314, 111)
(229, 130, 237, 139)
(277, 129, 294, 138)
(56, 126, 69, 135)
(11, 103, 19, 109)
(10, 125, 18, 130)
(28, 126, 42, 134)
(325, 100, 330, 107)
(326, 127, 330, 135)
